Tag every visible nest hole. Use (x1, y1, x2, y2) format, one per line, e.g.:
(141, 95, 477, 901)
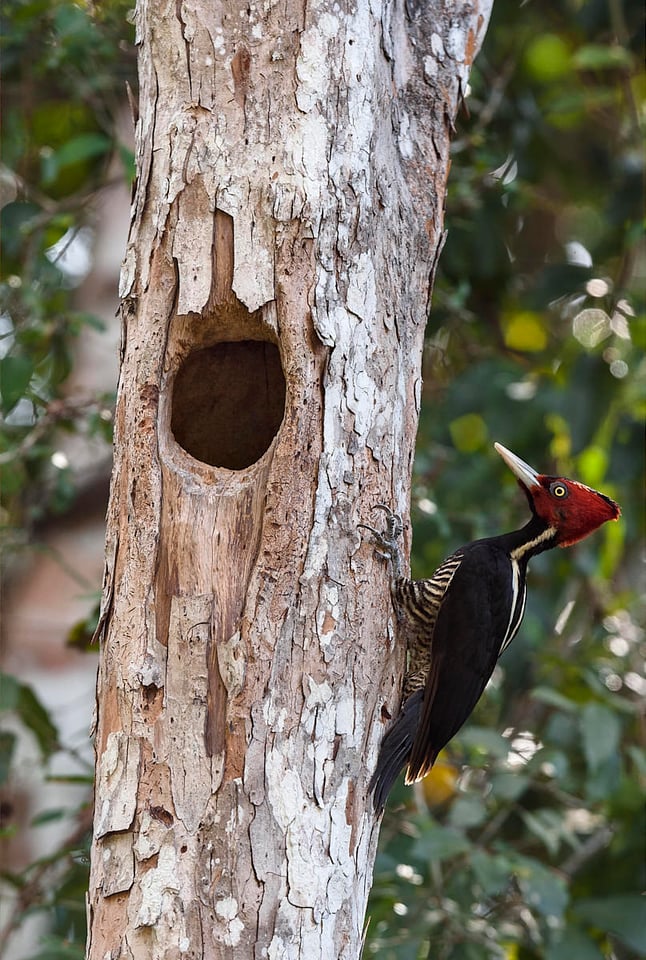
(171, 340, 285, 469)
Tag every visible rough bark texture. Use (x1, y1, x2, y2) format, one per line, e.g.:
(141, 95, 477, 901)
(87, 2, 492, 958)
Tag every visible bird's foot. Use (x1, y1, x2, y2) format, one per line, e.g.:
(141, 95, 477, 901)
(358, 504, 404, 579)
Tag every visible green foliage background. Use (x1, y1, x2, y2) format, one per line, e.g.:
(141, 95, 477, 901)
(0, 1, 643, 958)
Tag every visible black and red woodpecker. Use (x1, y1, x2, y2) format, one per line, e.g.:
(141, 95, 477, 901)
(362, 442, 621, 813)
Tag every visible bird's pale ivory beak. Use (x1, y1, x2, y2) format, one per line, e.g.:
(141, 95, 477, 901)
(494, 442, 541, 488)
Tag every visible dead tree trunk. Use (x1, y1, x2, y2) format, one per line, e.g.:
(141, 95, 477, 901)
(87, 2, 491, 958)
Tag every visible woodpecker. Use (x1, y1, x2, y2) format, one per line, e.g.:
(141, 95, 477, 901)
(362, 442, 620, 813)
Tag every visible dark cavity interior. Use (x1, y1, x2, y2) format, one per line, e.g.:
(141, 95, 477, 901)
(171, 340, 286, 469)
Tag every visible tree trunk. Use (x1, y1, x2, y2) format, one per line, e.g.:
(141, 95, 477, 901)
(87, 2, 491, 958)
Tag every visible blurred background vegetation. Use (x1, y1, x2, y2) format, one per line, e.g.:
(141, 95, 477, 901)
(0, 0, 643, 958)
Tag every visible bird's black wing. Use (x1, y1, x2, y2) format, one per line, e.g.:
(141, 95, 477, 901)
(369, 688, 424, 813)
(406, 542, 514, 784)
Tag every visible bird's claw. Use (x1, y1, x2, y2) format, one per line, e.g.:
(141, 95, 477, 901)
(373, 504, 404, 541)
(358, 504, 404, 578)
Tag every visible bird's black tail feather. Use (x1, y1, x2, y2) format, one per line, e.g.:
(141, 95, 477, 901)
(370, 690, 424, 813)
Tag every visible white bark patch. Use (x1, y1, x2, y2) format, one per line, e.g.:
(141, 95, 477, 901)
(299, 111, 330, 192)
(302, 676, 335, 802)
(446, 18, 471, 90)
(165, 112, 199, 207)
(316, 582, 340, 655)
(328, 781, 353, 864)
(133, 633, 166, 689)
(119, 245, 137, 298)
(265, 698, 360, 922)
(446, 20, 467, 63)
(133, 811, 169, 861)
(267, 932, 287, 960)
(285, 816, 329, 913)
(301, 461, 332, 578)
(265, 749, 304, 830)
(213, 896, 244, 947)
(128, 895, 191, 960)
(312, 274, 343, 346)
(344, 327, 380, 440)
(397, 109, 415, 158)
(431, 32, 446, 61)
(94, 732, 140, 838)
(231, 207, 276, 312)
(263, 694, 288, 734)
(295, 14, 339, 113)
(134, 841, 180, 927)
(344, 6, 376, 151)
(346, 252, 377, 322)
(166, 595, 221, 831)
(335, 692, 361, 747)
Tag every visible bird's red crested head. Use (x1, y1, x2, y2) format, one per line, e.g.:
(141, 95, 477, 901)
(525, 475, 620, 546)
(494, 443, 620, 547)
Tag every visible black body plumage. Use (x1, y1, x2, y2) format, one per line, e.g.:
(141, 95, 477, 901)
(368, 512, 558, 813)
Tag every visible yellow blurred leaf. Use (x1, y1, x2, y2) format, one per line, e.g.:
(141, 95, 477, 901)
(577, 445, 609, 487)
(421, 755, 458, 808)
(524, 34, 571, 81)
(503, 312, 548, 352)
(546, 413, 571, 461)
(599, 509, 624, 580)
(449, 414, 488, 452)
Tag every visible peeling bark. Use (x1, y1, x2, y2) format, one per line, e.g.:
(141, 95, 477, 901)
(88, 2, 492, 958)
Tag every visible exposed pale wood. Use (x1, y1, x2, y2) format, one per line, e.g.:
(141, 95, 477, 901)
(88, 2, 492, 958)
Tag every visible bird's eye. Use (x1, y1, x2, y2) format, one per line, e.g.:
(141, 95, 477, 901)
(550, 482, 569, 499)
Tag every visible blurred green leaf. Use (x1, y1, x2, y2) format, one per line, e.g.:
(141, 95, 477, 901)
(31, 807, 69, 826)
(572, 895, 646, 955)
(414, 823, 471, 862)
(456, 726, 510, 759)
(0, 730, 17, 784)
(0, 672, 21, 711)
(447, 944, 493, 960)
(585, 752, 622, 803)
(572, 44, 634, 71)
(448, 795, 487, 829)
(545, 925, 604, 960)
(580, 702, 621, 773)
(489, 770, 529, 801)
(45, 133, 111, 183)
(531, 687, 577, 712)
(118, 143, 135, 181)
(0, 354, 33, 414)
(71, 311, 106, 333)
(521, 808, 567, 856)
(516, 858, 569, 920)
(0, 672, 59, 758)
(470, 850, 513, 896)
(29, 934, 85, 960)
